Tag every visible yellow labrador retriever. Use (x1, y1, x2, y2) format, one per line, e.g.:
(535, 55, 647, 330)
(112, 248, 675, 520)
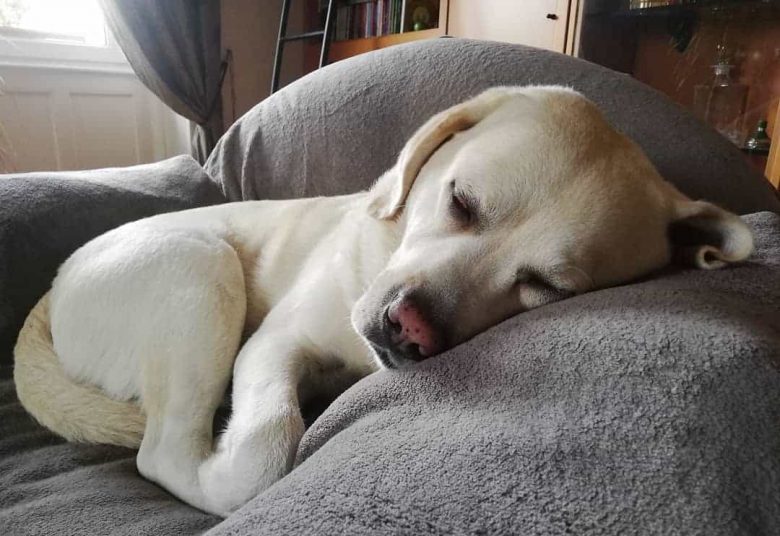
(14, 86, 753, 516)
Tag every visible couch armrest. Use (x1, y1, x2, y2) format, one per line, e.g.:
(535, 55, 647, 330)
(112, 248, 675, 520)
(0, 156, 225, 375)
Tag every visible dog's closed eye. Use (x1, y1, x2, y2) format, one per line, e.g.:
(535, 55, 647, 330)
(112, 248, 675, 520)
(449, 180, 477, 226)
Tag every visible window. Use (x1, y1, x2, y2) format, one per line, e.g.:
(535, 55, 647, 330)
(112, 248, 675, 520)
(0, 0, 127, 69)
(0, 0, 107, 46)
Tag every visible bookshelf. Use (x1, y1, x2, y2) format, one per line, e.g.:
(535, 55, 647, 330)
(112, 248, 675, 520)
(304, 0, 448, 67)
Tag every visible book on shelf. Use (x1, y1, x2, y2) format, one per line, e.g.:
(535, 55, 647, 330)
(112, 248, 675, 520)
(333, 0, 407, 41)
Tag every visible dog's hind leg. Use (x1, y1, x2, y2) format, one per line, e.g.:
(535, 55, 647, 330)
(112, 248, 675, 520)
(133, 234, 247, 513)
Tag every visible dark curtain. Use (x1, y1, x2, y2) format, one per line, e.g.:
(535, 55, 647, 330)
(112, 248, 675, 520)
(99, 0, 224, 163)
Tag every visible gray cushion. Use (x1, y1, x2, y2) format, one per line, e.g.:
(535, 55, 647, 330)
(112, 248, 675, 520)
(3, 212, 777, 535)
(209, 211, 780, 536)
(206, 38, 780, 215)
(0, 156, 225, 374)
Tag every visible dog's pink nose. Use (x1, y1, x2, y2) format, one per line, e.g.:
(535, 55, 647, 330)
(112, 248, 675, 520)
(388, 297, 442, 357)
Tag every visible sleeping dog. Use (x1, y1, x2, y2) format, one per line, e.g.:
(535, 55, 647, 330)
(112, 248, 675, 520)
(14, 86, 753, 516)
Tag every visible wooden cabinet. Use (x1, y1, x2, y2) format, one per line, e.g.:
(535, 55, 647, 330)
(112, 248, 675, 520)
(577, 0, 780, 189)
(447, 0, 572, 53)
(766, 103, 780, 190)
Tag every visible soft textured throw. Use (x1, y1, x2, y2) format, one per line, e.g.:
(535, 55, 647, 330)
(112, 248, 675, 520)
(2, 212, 778, 535)
(211, 211, 780, 535)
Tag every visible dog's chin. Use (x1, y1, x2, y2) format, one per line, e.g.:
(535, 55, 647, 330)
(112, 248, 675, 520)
(367, 342, 419, 370)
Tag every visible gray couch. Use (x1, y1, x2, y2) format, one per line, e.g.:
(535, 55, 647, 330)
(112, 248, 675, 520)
(1, 39, 779, 535)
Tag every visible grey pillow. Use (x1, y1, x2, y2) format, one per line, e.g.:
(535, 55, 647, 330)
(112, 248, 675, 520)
(206, 38, 779, 215)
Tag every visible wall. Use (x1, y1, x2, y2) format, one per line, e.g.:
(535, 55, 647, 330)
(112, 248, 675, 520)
(220, 0, 310, 129)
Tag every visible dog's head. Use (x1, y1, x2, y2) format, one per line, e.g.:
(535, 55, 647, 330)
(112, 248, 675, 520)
(352, 86, 753, 369)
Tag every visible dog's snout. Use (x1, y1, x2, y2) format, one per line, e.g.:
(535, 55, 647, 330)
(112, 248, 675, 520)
(386, 294, 443, 358)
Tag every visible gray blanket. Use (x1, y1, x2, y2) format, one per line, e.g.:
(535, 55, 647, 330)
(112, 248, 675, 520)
(1, 212, 778, 535)
(0, 378, 220, 534)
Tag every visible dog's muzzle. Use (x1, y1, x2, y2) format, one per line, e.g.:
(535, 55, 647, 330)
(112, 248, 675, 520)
(364, 288, 446, 369)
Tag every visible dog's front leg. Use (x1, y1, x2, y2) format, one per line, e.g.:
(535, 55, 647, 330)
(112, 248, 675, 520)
(198, 327, 306, 516)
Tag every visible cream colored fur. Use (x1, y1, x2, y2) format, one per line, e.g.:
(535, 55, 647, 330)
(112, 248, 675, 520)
(14, 293, 145, 448)
(14, 86, 754, 517)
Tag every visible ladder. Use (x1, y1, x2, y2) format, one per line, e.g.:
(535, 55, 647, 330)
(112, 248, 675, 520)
(271, 0, 337, 94)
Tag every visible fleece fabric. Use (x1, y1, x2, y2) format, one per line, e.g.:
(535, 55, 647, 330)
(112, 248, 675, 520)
(209, 211, 780, 536)
(0, 212, 778, 535)
(0, 379, 220, 535)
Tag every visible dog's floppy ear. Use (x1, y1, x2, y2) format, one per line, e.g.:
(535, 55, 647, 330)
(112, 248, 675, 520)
(367, 87, 520, 220)
(668, 196, 754, 269)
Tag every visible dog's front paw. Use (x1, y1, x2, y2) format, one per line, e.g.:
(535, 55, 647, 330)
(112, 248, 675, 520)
(198, 420, 303, 516)
(198, 454, 265, 516)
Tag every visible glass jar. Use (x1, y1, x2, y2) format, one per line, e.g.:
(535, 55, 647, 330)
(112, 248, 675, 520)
(693, 61, 749, 146)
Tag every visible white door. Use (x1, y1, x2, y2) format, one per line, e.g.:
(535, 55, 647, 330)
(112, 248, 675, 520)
(447, 0, 572, 53)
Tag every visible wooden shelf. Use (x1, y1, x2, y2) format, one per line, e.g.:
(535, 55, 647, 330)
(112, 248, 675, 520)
(328, 28, 445, 62)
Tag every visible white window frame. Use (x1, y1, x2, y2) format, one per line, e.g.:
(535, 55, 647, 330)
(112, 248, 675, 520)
(0, 22, 131, 74)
